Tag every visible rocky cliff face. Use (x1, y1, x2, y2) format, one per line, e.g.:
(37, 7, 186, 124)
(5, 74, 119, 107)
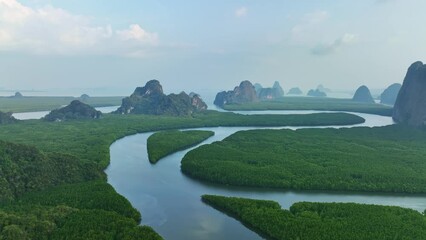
(380, 83, 401, 105)
(393, 61, 426, 127)
(272, 81, 285, 96)
(255, 81, 284, 100)
(258, 88, 281, 100)
(352, 85, 375, 103)
(0, 111, 17, 124)
(44, 100, 102, 122)
(190, 93, 208, 110)
(114, 80, 207, 116)
(214, 81, 258, 107)
(253, 83, 263, 93)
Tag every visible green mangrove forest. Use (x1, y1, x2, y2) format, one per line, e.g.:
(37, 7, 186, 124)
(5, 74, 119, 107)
(182, 125, 426, 193)
(0, 111, 362, 239)
(222, 97, 393, 116)
(147, 130, 214, 163)
(202, 195, 426, 240)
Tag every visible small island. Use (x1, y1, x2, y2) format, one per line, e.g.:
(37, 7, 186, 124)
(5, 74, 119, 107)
(214, 80, 285, 107)
(213, 81, 394, 117)
(352, 85, 375, 103)
(44, 100, 102, 122)
(380, 83, 401, 105)
(147, 130, 214, 163)
(214, 80, 258, 107)
(257, 81, 284, 100)
(12, 92, 23, 98)
(114, 80, 207, 116)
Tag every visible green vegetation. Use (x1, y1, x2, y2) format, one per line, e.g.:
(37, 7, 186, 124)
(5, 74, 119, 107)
(147, 130, 214, 163)
(202, 195, 426, 240)
(0, 110, 361, 174)
(182, 125, 426, 193)
(0, 181, 161, 239)
(0, 140, 101, 202)
(222, 97, 393, 116)
(194, 111, 365, 127)
(0, 206, 160, 240)
(44, 100, 102, 122)
(0, 111, 363, 238)
(19, 180, 141, 221)
(51, 209, 160, 240)
(0, 96, 122, 113)
(0, 112, 363, 169)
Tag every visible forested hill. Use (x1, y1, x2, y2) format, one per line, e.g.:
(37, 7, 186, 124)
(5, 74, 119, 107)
(0, 140, 102, 202)
(0, 139, 162, 239)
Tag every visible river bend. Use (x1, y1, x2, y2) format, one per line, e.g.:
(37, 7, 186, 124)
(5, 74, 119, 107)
(105, 111, 426, 240)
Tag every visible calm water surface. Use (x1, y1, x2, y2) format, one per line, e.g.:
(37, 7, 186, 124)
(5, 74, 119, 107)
(105, 111, 426, 240)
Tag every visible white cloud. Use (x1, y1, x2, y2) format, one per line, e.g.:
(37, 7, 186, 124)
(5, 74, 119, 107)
(0, 0, 32, 23)
(311, 33, 358, 56)
(0, 0, 158, 55)
(0, 29, 12, 43)
(235, 6, 247, 18)
(116, 24, 158, 44)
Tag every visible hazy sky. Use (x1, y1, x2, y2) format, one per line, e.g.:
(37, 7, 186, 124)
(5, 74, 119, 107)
(0, 0, 425, 96)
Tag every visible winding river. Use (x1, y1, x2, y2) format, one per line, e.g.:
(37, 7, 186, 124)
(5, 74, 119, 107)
(105, 110, 426, 240)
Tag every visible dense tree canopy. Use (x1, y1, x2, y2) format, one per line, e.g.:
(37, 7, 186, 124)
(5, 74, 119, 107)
(0, 140, 101, 202)
(202, 195, 426, 240)
(183, 125, 426, 193)
(0, 111, 363, 239)
(147, 130, 214, 163)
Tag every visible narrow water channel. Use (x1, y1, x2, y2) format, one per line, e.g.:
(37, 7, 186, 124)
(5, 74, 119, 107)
(105, 111, 426, 240)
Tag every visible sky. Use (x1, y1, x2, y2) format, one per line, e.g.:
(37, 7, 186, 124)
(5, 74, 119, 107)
(0, 0, 425, 96)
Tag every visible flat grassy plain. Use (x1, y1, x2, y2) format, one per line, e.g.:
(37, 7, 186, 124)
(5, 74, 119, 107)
(202, 195, 426, 240)
(147, 130, 214, 163)
(182, 125, 426, 193)
(0, 111, 363, 239)
(222, 97, 393, 116)
(0, 96, 122, 112)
